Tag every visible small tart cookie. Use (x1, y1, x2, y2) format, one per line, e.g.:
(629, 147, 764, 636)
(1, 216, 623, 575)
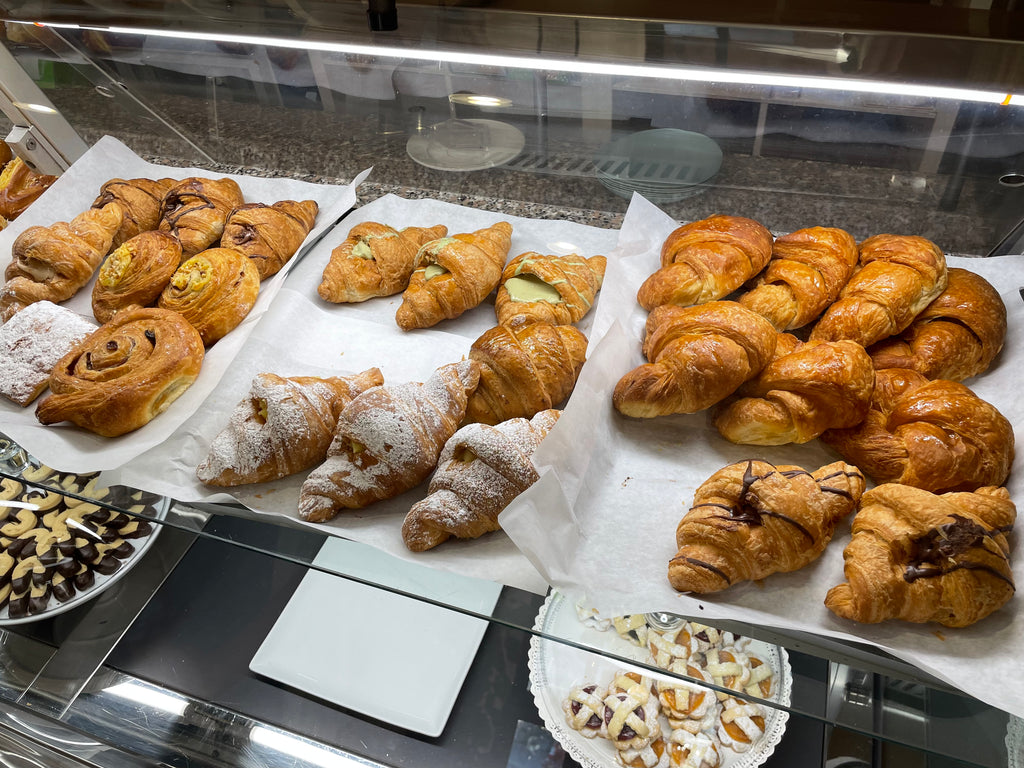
(667, 729, 720, 768)
(563, 683, 607, 738)
(603, 672, 661, 751)
(716, 697, 766, 753)
(618, 736, 669, 768)
(657, 661, 719, 732)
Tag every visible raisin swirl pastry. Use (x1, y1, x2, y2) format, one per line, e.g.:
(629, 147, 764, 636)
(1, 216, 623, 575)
(158, 247, 260, 345)
(159, 177, 245, 256)
(35, 306, 205, 437)
(825, 484, 1016, 627)
(668, 459, 865, 594)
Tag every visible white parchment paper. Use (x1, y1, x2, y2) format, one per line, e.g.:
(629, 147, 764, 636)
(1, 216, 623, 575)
(501, 193, 1024, 716)
(0, 135, 368, 471)
(104, 193, 620, 594)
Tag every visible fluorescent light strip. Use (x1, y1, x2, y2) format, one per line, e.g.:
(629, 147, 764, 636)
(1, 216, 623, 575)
(36, 21, 1020, 105)
(250, 727, 381, 768)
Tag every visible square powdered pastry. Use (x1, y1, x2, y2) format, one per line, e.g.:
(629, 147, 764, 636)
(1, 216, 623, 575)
(0, 301, 97, 406)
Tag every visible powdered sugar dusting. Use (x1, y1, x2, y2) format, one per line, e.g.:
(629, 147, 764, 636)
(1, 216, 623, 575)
(0, 301, 97, 406)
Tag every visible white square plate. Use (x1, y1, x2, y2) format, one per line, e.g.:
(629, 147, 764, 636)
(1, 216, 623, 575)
(249, 537, 503, 736)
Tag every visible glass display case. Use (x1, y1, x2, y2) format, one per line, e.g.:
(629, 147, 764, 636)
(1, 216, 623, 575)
(0, 2, 1022, 767)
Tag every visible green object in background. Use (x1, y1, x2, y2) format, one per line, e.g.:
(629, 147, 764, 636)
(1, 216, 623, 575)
(35, 59, 90, 89)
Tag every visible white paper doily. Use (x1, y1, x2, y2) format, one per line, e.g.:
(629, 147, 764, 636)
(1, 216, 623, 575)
(1008, 715, 1023, 768)
(528, 591, 791, 768)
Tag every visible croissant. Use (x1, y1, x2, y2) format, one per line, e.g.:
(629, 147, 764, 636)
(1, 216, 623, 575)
(92, 177, 176, 248)
(668, 459, 866, 593)
(737, 226, 858, 331)
(402, 409, 560, 551)
(465, 320, 587, 425)
(865, 267, 1006, 381)
(810, 234, 948, 348)
(713, 334, 875, 445)
(91, 230, 183, 323)
(395, 221, 512, 330)
(158, 247, 260, 345)
(613, 301, 778, 418)
(494, 252, 607, 327)
(35, 306, 205, 437)
(822, 368, 1014, 493)
(297, 360, 480, 522)
(317, 222, 448, 303)
(0, 157, 57, 221)
(158, 177, 245, 256)
(196, 368, 384, 487)
(636, 215, 773, 311)
(825, 484, 1016, 627)
(221, 199, 319, 280)
(1, 203, 124, 322)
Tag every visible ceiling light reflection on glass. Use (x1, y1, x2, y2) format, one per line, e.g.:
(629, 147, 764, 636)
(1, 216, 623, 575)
(449, 93, 512, 108)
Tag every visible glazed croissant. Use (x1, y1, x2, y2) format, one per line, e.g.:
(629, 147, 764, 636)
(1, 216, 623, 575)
(196, 368, 384, 487)
(613, 301, 778, 418)
(822, 368, 1014, 493)
(494, 252, 607, 327)
(158, 247, 260, 345)
(402, 409, 560, 551)
(221, 199, 319, 280)
(0, 157, 57, 222)
(668, 459, 865, 593)
(636, 215, 773, 311)
(35, 306, 205, 437)
(159, 177, 245, 256)
(825, 484, 1016, 627)
(92, 177, 176, 248)
(810, 234, 948, 348)
(1, 203, 124, 322)
(91, 230, 182, 323)
(465, 320, 587, 425)
(866, 267, 1006, 381)
(738, 226, 858, 331)
(318, 222, 448, 303)
(395, 221, 512, 330)
(297, 360, 480, 522)
(713, 334, 875, 445)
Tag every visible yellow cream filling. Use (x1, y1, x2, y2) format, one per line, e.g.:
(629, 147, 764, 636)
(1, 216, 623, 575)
(98, 244, 134, 288)
(171, 256, 211, 291)
(424, 264, 448, 280)
(350, 240, 375, 260)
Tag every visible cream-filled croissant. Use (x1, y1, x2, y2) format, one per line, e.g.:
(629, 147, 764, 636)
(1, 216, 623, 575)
(494, 252, 606, 327)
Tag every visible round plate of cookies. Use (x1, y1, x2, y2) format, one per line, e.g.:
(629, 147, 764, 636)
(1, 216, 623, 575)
(529, 592, 790, 768)
(0, 463, 168, 625)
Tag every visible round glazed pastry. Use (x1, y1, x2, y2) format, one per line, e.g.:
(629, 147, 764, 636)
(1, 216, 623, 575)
(92, 230, 183, 323)
(35, 306, 205, 437)
(158, 247, 260, 345)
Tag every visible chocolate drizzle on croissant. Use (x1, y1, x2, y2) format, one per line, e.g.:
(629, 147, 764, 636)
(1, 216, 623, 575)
(904, 515, 1014, 588)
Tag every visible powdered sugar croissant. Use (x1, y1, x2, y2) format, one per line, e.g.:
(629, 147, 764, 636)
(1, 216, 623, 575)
(298, 360, 480, 522)
(668, 459, 865, 593)
(402, 409, 559, 551)
(196, 368, 384, 487)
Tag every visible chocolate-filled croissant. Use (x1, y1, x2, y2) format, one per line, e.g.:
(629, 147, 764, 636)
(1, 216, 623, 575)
(159, 177, 244, 256)
(221, 199, 319, 279)
(92, 177, 176, 248)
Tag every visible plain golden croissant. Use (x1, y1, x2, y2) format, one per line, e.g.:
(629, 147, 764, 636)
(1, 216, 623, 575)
(738, 226, 858, 331)
(613, 301, 778, 418)
(402, 409, 560, 551)
(0, 157, 57, 222)
(158, 177, 245, 256)
(158, 247, 260, 345)
(822, 368, 1014, 493)
(196, 368, 384, 487)
(866, 267, 1006, 381)
(35, 306, 205, 437)
(636, 215, 773, 311)
(221, 199, 319, 280)
(395, 221, 513, 330)
(810, 234, 948, 348)
(92, 177, 176, 248)
(1, 202, 124, 322)
(465, 320, 588, 425)
(668, 459, 865, 593)
(91, 230, 183, 323)
(297, 360, 480, 522)
(317, 222, 448, 303)
(713, 334, 875, 445)
(825, 484, 1016, 627)
(494, 252, 607, 327)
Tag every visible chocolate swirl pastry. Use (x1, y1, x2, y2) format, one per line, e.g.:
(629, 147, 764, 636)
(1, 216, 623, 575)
(36, 306, 205, 437)
(158, 177, 244, 257)
(825, 483, 1016, 627)
(668, 459, 865, 594)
